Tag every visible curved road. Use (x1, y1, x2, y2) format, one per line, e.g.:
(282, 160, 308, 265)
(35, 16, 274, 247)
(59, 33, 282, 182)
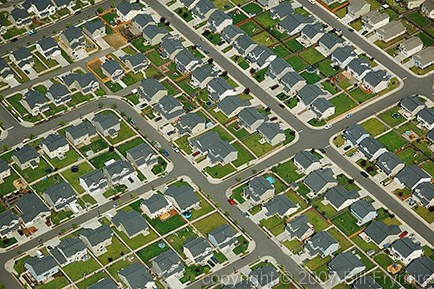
(0, 1, 433, 289)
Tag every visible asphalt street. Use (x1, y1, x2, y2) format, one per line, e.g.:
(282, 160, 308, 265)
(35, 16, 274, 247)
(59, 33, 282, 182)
(0, 1, 433, 289)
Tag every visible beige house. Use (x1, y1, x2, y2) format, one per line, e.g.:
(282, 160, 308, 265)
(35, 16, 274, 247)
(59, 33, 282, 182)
(347, 0, 370, 19)
(399, 37, 424, 57)
(376, 21, 406, 43)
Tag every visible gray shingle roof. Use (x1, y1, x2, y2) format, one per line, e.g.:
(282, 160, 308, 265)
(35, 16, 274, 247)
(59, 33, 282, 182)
(222, 280, 251, 289)
(207, 77, 234, 100)
(302, 23, 323, 39)
(191, 65, 217, 84)
(243, 176, 274, 203)
(400, 95, 424, 113)
(417, 107, 434, 125)
(192, 0, 216, 19)
(249, 265, 279, 287)
(112, 210, 148, 237)
(11, 8, 30, 22)
(311, 98, 335, 117)
(353, 276, 381, 289)
(238, 107, 268, 128)
(25, 256, 58, 276)
(298, 84, 326, 105)
(126, 143, 155, 167)
(13, 145, 39, 165)
(329, 252, 365, 280)
(79, 169, 106, 190)
(23, 90, 47, 110)
(138, 78, 167, 102)
(305, 231, 338, 256)
(406, 257, 434, 286)
(279, 13, 313, 34)
(119, 262, 154, 288)
(281, 71, 305, 90)
(142, 24, 166, 40)
(153, 249, 185, 278)
(87, 278, 118, 289)
(62, 26, 83, 45)
(414, 182, 434, 206)
(44, 182, 76, 210)
(80, 224, 113, 246)
(102, 59, 123, 75)
(392, 237, 422, 258)
(176, 112, 206, 135)
(104, 159, 135, 182)
(184, 237, 212, 262)
(208, 224, 236, 244)
(15, 193, 50, 223)
(347, 57, 371, 76)
(217, 95, 251, 117)
(208, 9, 230, 30)
(364, 220, 400, 245)
(175, 49, 201, 72)
(350, 199, 376, 220)
(0, 210, 18, 234)
(258, 122, 283, 142)
(303, 168, 336, 193)
(264, 195, 297, 217)
(161, 35, 184, 57)
(41, 133, 68, 152)
(376, 152, 403, 175)
(190, 131, 237, 164)
(51, 237, 86, 263)
(92, 113, 119, 131)
(117, 1, 141, 16)
(141, 193, 171, 214)
(267, 57, 293, 79)
(221, 25, 245, 43)
(37, 37, 58, 51)
(343, 124, 369, 145)
(324, 186, 360, 209)
(285, 215, 312, 240)
(65, 121, 97, 140)
(83, 19, 105, 34)
(12, 46, 32, 62)
(154, 95, 184, 120)
(395, 165, 431, 189)
(0, 159, 9, 174)
(132, 13, 154, 28)
(319, 33, 343, 50)
(233, 34, 257, 55)
(358, 137, 386, 160)
(363, 70, 389, 87)
(293, 150, 319, 170)
(332, 46, 356, 64)
(47, 83, 70, 101)
(270, 1, 294, 19)
(165, 184, 199, 211)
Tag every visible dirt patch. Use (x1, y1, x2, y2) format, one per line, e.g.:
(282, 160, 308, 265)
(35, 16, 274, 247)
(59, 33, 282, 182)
(103, 33, 127, 49)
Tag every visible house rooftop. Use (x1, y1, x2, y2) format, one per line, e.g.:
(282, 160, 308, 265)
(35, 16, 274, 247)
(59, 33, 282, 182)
(41, 133, 68, 153)
(303, 168, 336, 193)
(217, 95, 251, 116)
(165, 184, 199, 211)
(395, 165, 431, 189)
(112, 210, 148, 237)
(392, 237, 422, 258)
(329, 252, 365, 280)
(406, 257, 434, 286)
(119, 262, 154, 289)
(141, 193, 170, 214)
(364, 220, 401, 245)
(325, 186, 360, 209)
(243, 176, 274, 203)
(13, 145, 39, 165)
(80, 225, 113, 246)
(264, 195, 297, 217)
(15, 193, 50, 224)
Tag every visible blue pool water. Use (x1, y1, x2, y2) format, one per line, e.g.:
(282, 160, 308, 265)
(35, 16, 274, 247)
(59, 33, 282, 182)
(265, 176, 275, 184)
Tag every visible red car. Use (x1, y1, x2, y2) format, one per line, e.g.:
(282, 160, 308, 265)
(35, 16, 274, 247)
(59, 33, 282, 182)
(228, 199, 236, 206)
(192, 151, 200, 157)
(399, 230, 408, 238)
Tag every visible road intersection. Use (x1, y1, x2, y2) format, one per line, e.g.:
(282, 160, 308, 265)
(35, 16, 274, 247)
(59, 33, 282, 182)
(0, 1, 433, 288)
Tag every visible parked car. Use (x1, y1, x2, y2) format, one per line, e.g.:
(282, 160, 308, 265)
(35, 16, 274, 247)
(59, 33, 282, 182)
(11, 37, 18, 42)
(162, 149, 169, 157)
(399, 230, 408, 238)
(360, 171, 369, 178)
(172, 146, 179, 153)
(324, 124, 332, 130)
(343, 145, 351, 151)
(139, 103, 147, 109)
(192, 151, 200, 157)
(270, 116, 278, 121)
(228, 199, 236, 206)
(279, 103, 285, 108)
(28, 30, 36, 35)
(319, 148, 326, 153)
(345, 113, 352, 119)
(270, 84, 279, 90)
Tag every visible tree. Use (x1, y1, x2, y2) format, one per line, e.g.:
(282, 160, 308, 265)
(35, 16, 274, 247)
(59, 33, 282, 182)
(367, 166, 374, 172)
(65, 22, 70, 28)
(59, 121, 65, 126)
(360, 160, 367, 167)
(98, 102, 103, 108)
(221, 71, 228, 77)
(110, 1, 116, 8)
(89, 0, 95, 4)
(207, 58, 213, 64)
(2, 144, 7, 152)
(182, 12, 188, 18)
(97, 6, 104, 13)
(111, 103, 117, 109)
(250, 68, 256, 74)
(165, 21, 170, 26)
(244, 87, 251, 94)
(203, 30, 211, 36)
(160, 17, 166, 23)
(348, 179, 354, 184)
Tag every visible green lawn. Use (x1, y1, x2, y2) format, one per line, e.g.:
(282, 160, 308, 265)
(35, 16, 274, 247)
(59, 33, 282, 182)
(304, 209, 330, 231)
(349, 87, 375, 103)
(145, 214, 186, 235)
(360, 118, 388, 137)
(312, 198, 338, 219)
(151, 157, 167, 175)
(90, 151, 120, 169)
(121, 71, 144, 86)
(337, 174, 360, 191)
(13, 157, 53, 183)
(285, 39, 304, 52)
(242, 2, 263, 15)
(76, 271, 109, 289)
(396, 145, 427, 165)
(131, 37, 154, 53)
(299, 48, 325, 65)
(417, 32, 434, 47)
(242, 133, 276, 157)
(396, 121, 426, 137)
(322, 82, 340, 95)
(412, 205, 434, 224)
(115, 227, 158, 250)
(328, 227, 352, 252)
(231, 55, 250, 70)
(3, 27, 26, 39)
(378, 106, 406, 127)
(272, 160, 304, 184)
(260, 215, 286, 236)
(63, 256, 101, 281)
(271, 45, 291, 58)
(227, 122, 250, 140)
(116, 137, 145, 156)
(233, 235, 249, 255)
(35, 276, 69, 289)
(14, 255, 30, 275)
(209, 125, 234, 142)
(232, 142, 255, 167)
(146, 50, 170, 67)
(7, 94, 27, 116)
(304, 255, 331, 282)
(32, 174, 62, 194)
(254, 11, 279, 28)
(374, 252, 394, 269)
(251, 31, 276, 46)
(370, 270, 400, 289)
(421, 160, 434, 178)
(69, 92, 93, 107)
(204, 163, 236, 179)
(193, 213, 229, 236)
(317, 59, 341, 77)
(175, 135, 192, 154)
(79, 137, 108, 154)
(286, 56, 308, 71)
(105, 256, 139, 284)
(329, 93, 357, 118)
(300, 71, 322, 84)
(285, 190, 308, 209)
(105, 81, 123, 93)
(231, 184, 246, 204)
(97, 236, 130, 265)
(352, 235, 378, 253)
(176, 6, 193, 22)
(408, 12, 430, 27)
(46, 149, 81, 169)
(377, 131, 407, 152)
(331, 211, 362, 236)
(107, 121, 137, 145)
(164, 226, 198, 258)
(190, 194, 215, 220)
(0, 169, 20, 197)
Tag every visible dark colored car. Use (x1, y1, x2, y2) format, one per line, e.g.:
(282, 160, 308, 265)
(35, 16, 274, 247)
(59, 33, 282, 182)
(11, 37, 18, 42)
(192, 151, 200, 157)
(270, 84, 279, 90)
(399, 230, 408, 238)
(270, 116, 278, 121)
(162, 150, 169, 157)
(360, 171, 369, 178)
(319, 148, 326, 153)
(343, 145, 351, 151)
(279, 103, 285, 108)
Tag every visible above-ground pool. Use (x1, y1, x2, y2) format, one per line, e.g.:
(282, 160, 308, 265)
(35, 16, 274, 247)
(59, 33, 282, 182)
(265, 176, 275, 184)
(158, 242, 166, 249)
(182, 211, 192, 219)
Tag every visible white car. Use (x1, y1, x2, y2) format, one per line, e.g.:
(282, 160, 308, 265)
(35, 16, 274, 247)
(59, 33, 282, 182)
(324, 124, 332, 130)
(309, 0, 316, 4)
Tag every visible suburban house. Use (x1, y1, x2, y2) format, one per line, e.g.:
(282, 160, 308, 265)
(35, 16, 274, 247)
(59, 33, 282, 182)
(300, 23, 324, 45)
(293, 150, 321, 173)
(270, 2, 294, 20)
(243, 176, 275, 205)
(258, 122, 286, 146)
(428, 128, 434, 143)
(12, 145, 40, 170)
(421, 0, 434, 19)
(41, 133, 70, 159)
(79, 225, 113, 256)
(87, 278, 117, 289)
(347, 0, 370, 18)
(297, 84, 327, 107)
(119, 263, 155, 289)
(207, 77, 236, 101)
(390, 237, 423, 265)
(132, 13, 154, 31)
(208, 9, 232, 33)
(152, 250, 185, 279)
(22, 90, 49, 116)
(353, 276, 382, 289)
(46, 84, 71, 107)
(404, 0, 425, 8)
(52, 0, 76, 9)
(0, 210, 19, 238)
(137, 78, 167, 104)
(358, 137, 388, 161)
(347, 58, 372, 82)
(183, 237, 213, 265)
(324, 186, 360, 211)
(413, 182, 434, 208)
(257, 0, 279, 8)
(362, 10, 390, 31)
(285, 215, 314, 241)
(208, 224, 237, 250)
(305, 231, 340, 257)
(102, 59, 125, 83)
(154, 95, 185, 121)
(24, 256, 59, 283)
(10, 8, 32, 27)
(303, 168, 337, 197)
(417, 107, 434, 130)
(376, 151, 405, 176)
(399, 95, 425, 117)
(362, 69, 390, 93)
(190, 65, 218, 89)
(318, 33, 344, 55)
(25, 0, 56, 19)
(164, 184, 200, 213)
(10, 46, 34, 70)
(174, 49, 202, 74)
(140, 193, 172, 219)
(111, 210, 149, 238)
(263, 195, 299, 218)
(190, 131, 238, 164)
(310, 98, 336, 120)
(142, 25, 167, 46)
(65, 121, 97, 146)
(217, 95, 251, 118)
(116, 1, 142, 22)
(221, 25, 245, 44)
(0, 59, 13, 82)
(246, 45, 277, 69)
(83, 20, 106, 39)
(329, 252, 366, 282)
(60, 26, 85, 53)
(331, 46, 358, 69)
(126, 143, 158, 171)
(43, 182, 78, 213)
(35, 37, 60, 59)
(405, 257, 434, 288)
(238, 107, 268, 133)
(160, 35, 184, 59)
(280, 71, 306, 97)
(394, 165, 431, 190)
(176, 113, 206, 136)
(14, 193, 51, 228)
(399, 37, 424, 58)
(0, 159, 11, 181)
(91, 113, 120, 138)
(266, 57, 294, 82)
(50, 237, 87, 266)
(79, 169, 108, 195)
(363, 220, 400, 247)
(342, 124, 369, 146)
(278, 13, 314, 36)
(191, 0, 217, 20)
(180, 0, 199, 9)
(121, 53, 148, 74)
(62, 72, 99, 95)
(376, 21, 406, 43)
(103, 159, 137, 186)
(249, 265, 279, 289)
(233, 34, 258, 57)
(350, 199, 377, 225)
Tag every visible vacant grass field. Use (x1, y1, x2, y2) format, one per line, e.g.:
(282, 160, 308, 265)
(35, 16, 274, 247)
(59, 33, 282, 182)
(242, 133, 276, 157)
(360, 118, 388, 136)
